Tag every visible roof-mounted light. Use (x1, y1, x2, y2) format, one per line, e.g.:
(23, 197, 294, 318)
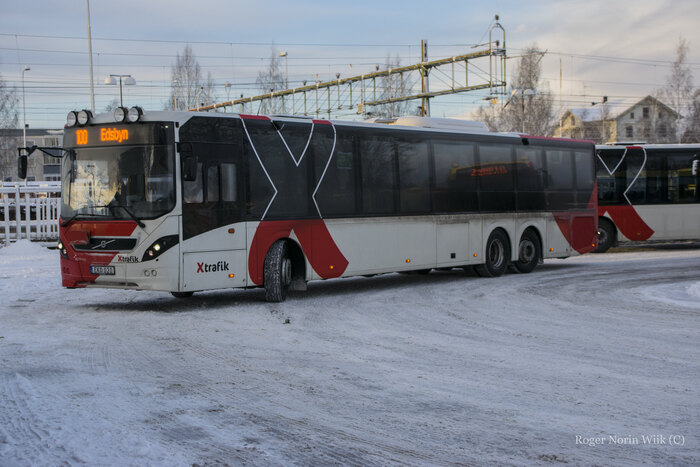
(113, 106, 128, 123)
(66, 111, 78, 128)
(77, 109, 93, 126)
(127, 106, 143, 123)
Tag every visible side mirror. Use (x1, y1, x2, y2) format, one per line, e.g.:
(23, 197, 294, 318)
(18, 155, 27, 179)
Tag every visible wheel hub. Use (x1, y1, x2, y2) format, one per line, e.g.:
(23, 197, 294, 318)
(282, 258, 292, 286)
(519, 239, 536, 263)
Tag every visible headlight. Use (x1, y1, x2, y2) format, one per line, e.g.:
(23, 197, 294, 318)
(66, 111, 78, 127)
(141, 235, 179, 262)
(77, 110, 92, 126)
(127, 106, 143, 123)
(58, 241, 68, 259)
(114, 107, 128, 123)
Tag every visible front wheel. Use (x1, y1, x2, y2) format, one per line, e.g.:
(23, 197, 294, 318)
(475, 230, 510, 277)
(595, 219, 615, 253)
(264, 240, 292, 302)
(512, 230, 541, 274)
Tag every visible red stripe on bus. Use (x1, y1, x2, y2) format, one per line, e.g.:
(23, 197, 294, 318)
(598, 205, 654, 241)
(249, 219, 348, 285)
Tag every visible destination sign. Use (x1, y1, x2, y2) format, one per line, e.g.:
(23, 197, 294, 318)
(63, 122, 174, 148)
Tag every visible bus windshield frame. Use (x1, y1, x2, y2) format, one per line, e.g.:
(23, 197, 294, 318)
(62, 122, 176, 222)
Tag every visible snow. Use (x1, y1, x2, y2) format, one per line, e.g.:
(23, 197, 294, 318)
(1, 240, 699, 465)
(688, 282, 700, 300)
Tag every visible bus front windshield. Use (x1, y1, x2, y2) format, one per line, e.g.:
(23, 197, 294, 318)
(61, 145, 175, 221)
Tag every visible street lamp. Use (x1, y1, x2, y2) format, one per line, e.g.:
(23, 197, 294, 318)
(104, 74, 136, 107)
(279, 51, 288, 89)
(21, 66, 30, 150)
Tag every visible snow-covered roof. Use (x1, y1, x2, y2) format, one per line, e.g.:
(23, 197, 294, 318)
(566, 95, 676, 123)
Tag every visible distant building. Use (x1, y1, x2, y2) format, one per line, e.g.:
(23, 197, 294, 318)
(0, 128, 63, 183)
(554, 95, 679, 144)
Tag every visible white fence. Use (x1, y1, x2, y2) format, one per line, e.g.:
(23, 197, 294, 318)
(0, 182, 61, 244)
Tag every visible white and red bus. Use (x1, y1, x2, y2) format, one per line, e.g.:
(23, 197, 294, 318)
(595, 143, 700, 252)
(25, 109, 597, 301)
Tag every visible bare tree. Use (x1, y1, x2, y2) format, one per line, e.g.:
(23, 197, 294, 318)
(167, 45, 215, 110)
(366, 54, 419, 118)
(660, 37, 694, 143)
(476, 45, 555, 135)
(255, 47, 286, 114)
(104, 98, 120, 113)
(0, 69, 19, 181)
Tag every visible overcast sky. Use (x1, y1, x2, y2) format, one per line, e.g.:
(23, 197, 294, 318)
(1, 0, 699, 128)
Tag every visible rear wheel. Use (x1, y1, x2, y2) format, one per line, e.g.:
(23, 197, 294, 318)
(595, 219, 615, 253)
(475, 230, 510, 277)
(264, 240, 292, 302)
(512, 229, 540, 274)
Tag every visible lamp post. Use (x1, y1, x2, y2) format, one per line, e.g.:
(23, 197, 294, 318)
(513, 88, 535, 133)
(279, 51, 288, 89)
(104, 74, 136, 107)
(21, 66, 30, 150)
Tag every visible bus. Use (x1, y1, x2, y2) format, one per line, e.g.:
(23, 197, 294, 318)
(595, 143, 700, 252)
(23, 108, 597, 302)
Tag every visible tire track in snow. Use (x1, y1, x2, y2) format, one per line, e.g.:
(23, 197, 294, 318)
(0, 373, 79, 465)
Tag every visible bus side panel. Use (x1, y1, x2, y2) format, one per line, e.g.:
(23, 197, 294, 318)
(322, 218, 437, 277)
(436, 221, 471, 267)
(621, 204, 700, 241)
(180, 221, 248, 291)
(546, 214, 574, 258)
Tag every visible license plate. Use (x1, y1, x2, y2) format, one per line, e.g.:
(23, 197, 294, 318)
(90, 265, 115, 275)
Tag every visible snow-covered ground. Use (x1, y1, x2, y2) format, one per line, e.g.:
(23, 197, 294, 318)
(1, 241, 698, 466)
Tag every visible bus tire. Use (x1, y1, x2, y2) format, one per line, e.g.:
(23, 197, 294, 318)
(475, 229, 510, 277)
(171, 291, 194, 298)
(511, 229, 541, 274)
(264, 240, 292, 302)
(595, 218, 615, 253)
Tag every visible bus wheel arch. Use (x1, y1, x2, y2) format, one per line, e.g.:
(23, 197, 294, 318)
(511, 227, 542, 274)
(475, 228, 511, 277)
(595, 217, 617, 253)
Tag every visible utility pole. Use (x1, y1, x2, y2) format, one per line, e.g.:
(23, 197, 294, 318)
(86, 0, 95, 113)
(420, 40, 430, 117)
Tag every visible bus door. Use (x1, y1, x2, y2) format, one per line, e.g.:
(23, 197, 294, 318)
(178, 140, 247, 292)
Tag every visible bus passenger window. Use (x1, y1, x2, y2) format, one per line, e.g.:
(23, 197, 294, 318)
(205, 165, 219, 203)
(667, 154, 696, 203)
(183, 162, 203, 203)
(315, 133, 357, 217)
(432, 140, 477, 212)
(545, 150, 573, 189)
(360, 137, 395, 215)
(625, 152, 646, 203)
(220, 163, 237, 202)
(397, 139, 430, 213)
(478, 144, 515, 212)
(574, 151, 594, 191)
(545, 149, 575, 210)
(515, 147, 546, 211)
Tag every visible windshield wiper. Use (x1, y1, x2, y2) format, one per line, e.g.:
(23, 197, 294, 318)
(60, 211, 108, 227)
(95, 204, 146, 228)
